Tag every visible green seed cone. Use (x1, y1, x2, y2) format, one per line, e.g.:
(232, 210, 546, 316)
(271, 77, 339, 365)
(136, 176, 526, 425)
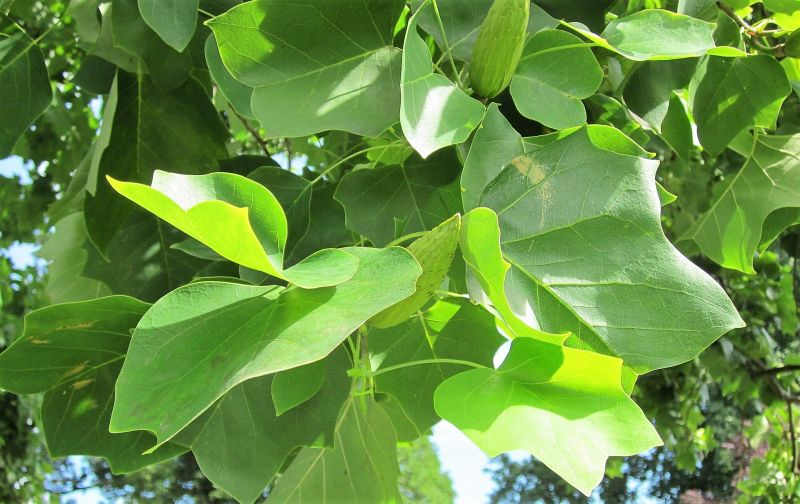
(470, 0, 530, 99)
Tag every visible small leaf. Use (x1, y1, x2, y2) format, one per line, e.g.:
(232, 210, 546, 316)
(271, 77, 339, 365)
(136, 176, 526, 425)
(266, 398, 402, 503)
(434, 337, 662, 496)
(0, 26, 52, 157)
(271, 360, 326, 416)
(691, 55, 791, 157)
(401, 2, 486, 157)
(510, 30, 602, 130)
(109, 170, 358, 288)
(138, 0, 198, 52)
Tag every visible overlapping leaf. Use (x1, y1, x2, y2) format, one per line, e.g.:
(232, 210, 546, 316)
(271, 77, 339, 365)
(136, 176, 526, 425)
(434, 337, 662, 495)
(110, 170, 357, 288)
(0, 297, 186, 472)
(0, 26, 52, 157)
(335, 150, 462, 247)
(208, 0, 404, 137)
(510, 29, 603, 130)
(370, 298, 504, 440)
(682, 134, 800, 273)
(461, 107, 743, 372)
(110, 247, 421, 446)
(138, 0, 198, 52)
(401, 2, 485, 157)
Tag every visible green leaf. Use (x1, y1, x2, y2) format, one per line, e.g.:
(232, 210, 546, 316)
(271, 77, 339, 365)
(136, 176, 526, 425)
(110, 170, 357, 288)
(536, 0, 615, 33)
(335, 150, 462, 247)
(566, 9, 719, 61)
(372, 215, 461, 329)
(138, 0, 198, 52)
(623, 60, 697, 130)
(190, 348, 351, 503)
(0, 297, 186, 472)
(85, 71, 229, 253)
(461, 112, 744, 372)
(204, 34, 254, 118)
(510, 30, 603, 130)
(112, 0, 193, 90)
(401, 3, 485, 157)
(434, 337, 662, 496)
(208, 0, 404, 137)
(271, 360, 326, 416)
(110, 246, 421, 446)
(370, 298, 504, 440)
(0, 26, 52, 157)
(691, 55, 791, 157)
(266, 398, 402, 503)
(682, 134, 800, 273)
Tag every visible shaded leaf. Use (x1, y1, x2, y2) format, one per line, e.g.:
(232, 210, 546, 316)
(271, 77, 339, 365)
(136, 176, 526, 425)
(138, 0, 198, 52)
(271, 360, 326, 416)
(204, 34, 254, 118)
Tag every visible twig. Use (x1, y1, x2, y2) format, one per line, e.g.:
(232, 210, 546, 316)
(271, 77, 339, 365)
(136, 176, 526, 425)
(789, 401, 798, 473)
(756, 365, 800, 376)
(231, 108, 270, 157)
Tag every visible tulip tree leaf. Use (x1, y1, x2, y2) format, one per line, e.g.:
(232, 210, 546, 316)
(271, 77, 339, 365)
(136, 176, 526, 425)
(372, 215, 461, 328)
(85, 71, 230, 253)
(0, 297, 186, 472)
(370, 298, 504, 440)
(335, 150, 462, 247)
(461, 110, 743, 372)
(691, 55, 791, 157)
(110, 246, 422, 446)
(204, 34, 254, 118)
(682, 134, 800, 273)
(138, 0, 199, 52)
(510, 30, 603, 130)
(266, 398, 402, 503)
(401, 3, 485, 158)
(434, 337, 663, 496)
(109, 170, 358, 289)
(271, 360, 326, 416)
(565, 9, 723, 61)
(190, 349, 350, 504)
(208, 0, 404, 138)
(0, 26, 52, 157)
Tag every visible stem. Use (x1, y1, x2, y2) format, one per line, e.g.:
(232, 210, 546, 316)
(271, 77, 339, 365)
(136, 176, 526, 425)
(789, 400, 798, 474)
(198, 7, 215, 19)
(757, 365, 800, 376)
(373, 359, 487, 377)
(231, 107, 270, 157)
(430, 0, 464, 88)
(386, 231, 427, 247)
(309, 144, 402, 185)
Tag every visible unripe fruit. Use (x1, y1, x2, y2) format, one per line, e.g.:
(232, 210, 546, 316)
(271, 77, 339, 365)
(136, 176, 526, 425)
(470, 0, 530, 99)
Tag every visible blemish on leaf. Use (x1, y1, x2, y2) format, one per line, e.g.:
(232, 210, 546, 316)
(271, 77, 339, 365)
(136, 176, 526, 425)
(71, 378, 94, 390)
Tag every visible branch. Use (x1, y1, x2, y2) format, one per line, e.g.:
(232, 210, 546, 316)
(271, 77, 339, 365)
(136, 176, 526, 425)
(756, 365, 800, 376)
(789, 401, 798, 474)
(231, 108, 270, 157)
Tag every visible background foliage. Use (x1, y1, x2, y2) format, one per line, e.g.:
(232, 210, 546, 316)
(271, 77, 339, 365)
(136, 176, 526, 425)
(1, 0, 799, 502)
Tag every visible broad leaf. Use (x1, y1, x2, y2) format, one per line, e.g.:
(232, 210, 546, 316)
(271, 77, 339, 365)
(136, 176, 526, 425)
(335, 150, 462, 247)
(401, 2, 485, 157)
(370, 298, 504, 440)
(85, 71, 229, 253)
(0, 297, 186, 472)
(205, 34, 254, 118)
(682, 134, 800, 273)
(434, 337, 662, 496)
(372, 215, 461, 328)
(138, 0, 198, 52)
(0, 26, 52, 157)
(566, 9, 722, 60)
(110, 247, 421, 446)
(691, 55, 791, 157)
(112, 0, 193, 90)
(510, 30, 603, 130)
(461, 109, 743, 372)
(208, 0, 404, 137)
(190, 349, 350, 503)
(536, 0, 615, 32)
(271, 360, 326, 416)
(110, 170, 357, 289)
(266, 398, 402, 503)
(623, 60, 697, 130)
